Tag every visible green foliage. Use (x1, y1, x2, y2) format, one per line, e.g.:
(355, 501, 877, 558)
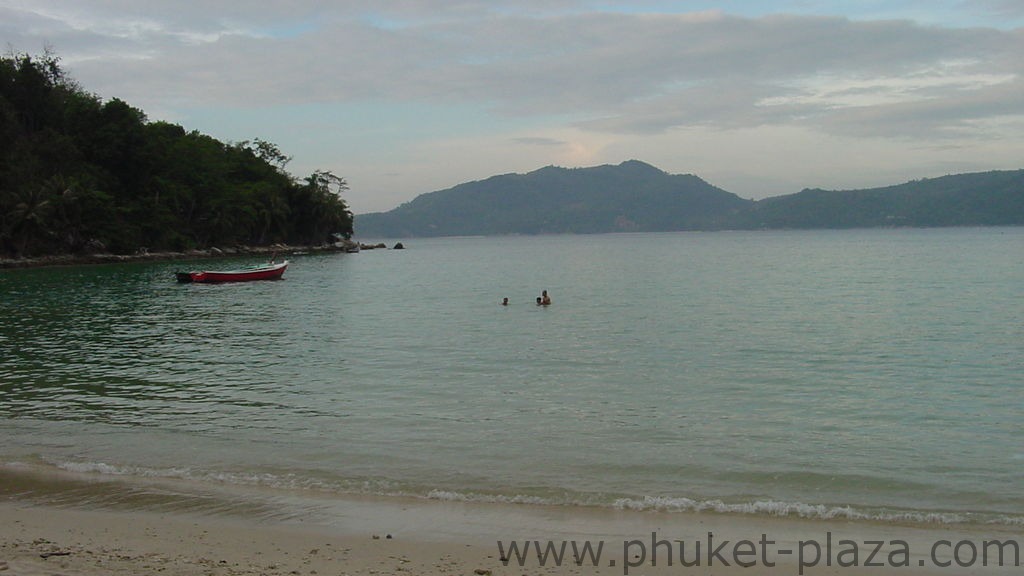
(0, 50, 353, 257)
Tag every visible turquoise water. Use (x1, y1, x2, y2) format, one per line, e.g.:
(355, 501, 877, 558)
(1, 228, 1022, 525)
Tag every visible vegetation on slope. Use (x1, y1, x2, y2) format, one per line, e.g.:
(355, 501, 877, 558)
(0, 51, 353, 258)
(356, 160, 753, 237)
(357, 163, 1024, 238)
(734, 171, 1024, 229)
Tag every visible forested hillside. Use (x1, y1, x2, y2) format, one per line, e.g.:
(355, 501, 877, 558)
(732, 170, 1024, 228)
(357, 162, 1024, 238)
(356, 160, 753, 237)
(0, 51, 353, 258)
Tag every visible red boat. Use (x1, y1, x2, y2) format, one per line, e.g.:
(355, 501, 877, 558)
(176, 260, 288, 283)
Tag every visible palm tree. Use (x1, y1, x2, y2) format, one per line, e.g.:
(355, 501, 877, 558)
(9, 183, 55, 256)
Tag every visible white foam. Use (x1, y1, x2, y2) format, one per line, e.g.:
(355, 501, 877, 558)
(56, 460, 138, 476)
(610, 495, 987, 525)
(39, 459, 1024, 528)
(55, 460, 208, 483)
(425, 489, 553, 506)
(47, 458, 416, 499)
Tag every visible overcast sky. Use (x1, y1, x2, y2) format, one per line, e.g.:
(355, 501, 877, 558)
(3, 1, 1023, 213)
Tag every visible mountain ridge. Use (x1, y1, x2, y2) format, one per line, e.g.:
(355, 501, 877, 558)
(355, 161, 1024, 238)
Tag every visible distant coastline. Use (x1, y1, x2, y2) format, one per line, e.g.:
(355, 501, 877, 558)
(355, 161, 1024, 238)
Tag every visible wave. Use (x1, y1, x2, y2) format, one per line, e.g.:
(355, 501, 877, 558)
(425, 489, 554, 506)
(425, 489, 1024, 526)
(611, 495, 976, 525)
(13, 458, 1023, 528)
(50, 459, 399, 494)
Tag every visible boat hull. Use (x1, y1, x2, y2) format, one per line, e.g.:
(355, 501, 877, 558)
(176, 261, 288, 283)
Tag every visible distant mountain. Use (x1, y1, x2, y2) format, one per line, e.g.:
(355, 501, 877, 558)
(355, 162, 1024, 238)
(355, 160, 752, 237)
(732, 170, 1024, 229)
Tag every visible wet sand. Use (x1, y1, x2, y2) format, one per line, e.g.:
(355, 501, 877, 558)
(2, 495, 1019, 576)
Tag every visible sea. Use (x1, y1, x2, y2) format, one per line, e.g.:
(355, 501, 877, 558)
(1, 228, 1022, 528)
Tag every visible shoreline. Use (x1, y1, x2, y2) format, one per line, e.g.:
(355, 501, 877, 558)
(2, 495, 1019, 575)
(1, 464, 1020, 575)
(5, 458, 1017, 530)
(0, 240, 390, 270)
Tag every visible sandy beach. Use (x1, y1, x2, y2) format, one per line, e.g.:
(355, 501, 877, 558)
(2, 492, 1020, 576)
(1, 501, 503, 576)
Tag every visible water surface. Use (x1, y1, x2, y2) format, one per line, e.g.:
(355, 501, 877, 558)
(1, 228, 1022, 525)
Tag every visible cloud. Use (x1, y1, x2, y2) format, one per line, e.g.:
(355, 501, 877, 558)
(512, 137, 567, 146)
(8, 5, 1015, 139)
(820, 76, 1024, 139)
(2, 1, 1022, 211)
(972, 0, 1024, 20)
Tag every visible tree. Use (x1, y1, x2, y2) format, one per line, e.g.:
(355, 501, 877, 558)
(8, 182, 55, 256)
(0, 50, 356, 257)
(290, 170, 354, 244)
(242, 138, 292, 173)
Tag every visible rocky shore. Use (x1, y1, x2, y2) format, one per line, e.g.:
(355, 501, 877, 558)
(0, 240, 370, 270)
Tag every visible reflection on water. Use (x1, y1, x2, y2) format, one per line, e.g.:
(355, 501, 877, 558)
(2, 259, 320, 427)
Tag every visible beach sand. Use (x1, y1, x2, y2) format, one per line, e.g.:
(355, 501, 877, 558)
(2, 493, 1019, 576)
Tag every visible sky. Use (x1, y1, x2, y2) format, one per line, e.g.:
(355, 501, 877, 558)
(2, 1, 1023, 213)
